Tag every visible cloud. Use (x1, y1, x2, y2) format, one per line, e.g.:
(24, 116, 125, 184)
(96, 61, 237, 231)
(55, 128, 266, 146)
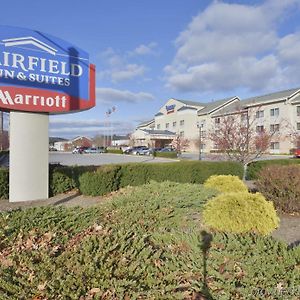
(164, 0, 300, 93)
(110, 64, 146, 82)
(49, 118, 134, 138)
(96, 87, 155, 104)
(97, 47, 147, 82)
(130, 42, 157, 56)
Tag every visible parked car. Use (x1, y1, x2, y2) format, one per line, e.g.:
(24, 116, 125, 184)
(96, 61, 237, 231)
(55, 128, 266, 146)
(124, 146, 146, 155)
(135, 147, 151, 155)
(294, 148, 300, 158)
(132, 146, 148, 155)
(84, 147, 98, 154)
(158, 147, 175, 152)
(72, 146, 85, 154)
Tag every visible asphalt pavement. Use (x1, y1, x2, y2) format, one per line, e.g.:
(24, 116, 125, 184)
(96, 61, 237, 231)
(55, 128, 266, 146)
(50, 152, 177, 166)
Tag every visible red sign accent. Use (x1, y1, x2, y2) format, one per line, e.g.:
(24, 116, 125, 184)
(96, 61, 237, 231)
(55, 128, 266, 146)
(0, 64, 95, 114)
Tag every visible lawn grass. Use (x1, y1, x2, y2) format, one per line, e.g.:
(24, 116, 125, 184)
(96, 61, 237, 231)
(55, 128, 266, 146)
(0, 181, 299, 299)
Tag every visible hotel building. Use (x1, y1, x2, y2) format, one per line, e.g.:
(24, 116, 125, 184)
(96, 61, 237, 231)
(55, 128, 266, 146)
(131, 88, 300, 154)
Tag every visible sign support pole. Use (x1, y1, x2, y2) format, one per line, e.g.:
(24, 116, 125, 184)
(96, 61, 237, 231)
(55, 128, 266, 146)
(9, 112, 49, 202)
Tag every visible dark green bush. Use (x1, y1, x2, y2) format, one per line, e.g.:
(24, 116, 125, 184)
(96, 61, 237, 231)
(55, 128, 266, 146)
(0, 168, 9, 199)
(256, 165, 300, 214)
(106, 149, 123, 154)
(79, 161, 243, 195)
(49, 165, 97, 196)
(154, 151, 178, 158)
(246, 159, 300, 180)
(49, 171, 76, 196)
(0, 161, 244, 199)
(79, 165, 121, 196)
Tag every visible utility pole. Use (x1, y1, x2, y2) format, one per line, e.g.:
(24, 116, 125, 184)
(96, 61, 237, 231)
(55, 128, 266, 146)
(197, 121, 203, 160)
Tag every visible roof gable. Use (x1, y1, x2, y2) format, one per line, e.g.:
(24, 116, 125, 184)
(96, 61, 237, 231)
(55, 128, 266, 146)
(198, 96, 239, 116)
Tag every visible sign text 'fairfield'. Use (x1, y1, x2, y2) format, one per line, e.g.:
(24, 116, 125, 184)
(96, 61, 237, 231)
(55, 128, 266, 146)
(0, 26, 95, 114)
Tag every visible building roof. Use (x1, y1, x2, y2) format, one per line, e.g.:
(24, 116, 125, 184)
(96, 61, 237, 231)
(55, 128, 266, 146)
(177, 106, 198, 112)
(242, 87, 300, 106)
(154, 112, 164, 117)
(72, 136, 92, 142)
(198, 96, 238, 116)
(141, 129, 176, 136)
(290, 94, 300, 104)
(112, 135, 130, 141)
(137, 119, 155, 128)
(173, 98, 205, 107)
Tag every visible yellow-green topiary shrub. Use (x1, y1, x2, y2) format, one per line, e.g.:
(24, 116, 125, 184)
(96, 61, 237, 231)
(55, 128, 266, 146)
(203, 175, 248, 194)
(203, 192, 279, 235)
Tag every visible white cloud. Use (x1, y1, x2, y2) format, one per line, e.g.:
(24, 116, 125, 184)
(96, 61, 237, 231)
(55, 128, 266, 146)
(131, 42, 157, 55)
(49, 118, 134, 138)
(97, 47, 147, 82)
(110, 64, 146, 82)
(96, 87, 155, 104)
(165, 0, 300, 93)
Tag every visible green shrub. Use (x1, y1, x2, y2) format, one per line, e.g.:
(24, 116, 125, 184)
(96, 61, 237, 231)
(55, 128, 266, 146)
(154, 151, 178, 158)
(49, 171, 76, 196)
(246, 159, 300, 180)
(0, 168, 9, 199)
(79, 165, 121, 196)
(106, 149, 123, 154)
(256, 165, 300, 214)
(0, 183, 298, 299)
(204, 175, 248, 193)
(119, 161, 243, 188)
(203, 192, 279, 235)
(50, 165, 97, 188)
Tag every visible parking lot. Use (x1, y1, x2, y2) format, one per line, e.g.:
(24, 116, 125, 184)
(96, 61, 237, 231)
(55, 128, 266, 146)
(49, 152, 178, 166)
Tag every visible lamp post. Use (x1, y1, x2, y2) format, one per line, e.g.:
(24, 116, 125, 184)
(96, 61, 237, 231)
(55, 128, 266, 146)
(197, 121, 204, 160)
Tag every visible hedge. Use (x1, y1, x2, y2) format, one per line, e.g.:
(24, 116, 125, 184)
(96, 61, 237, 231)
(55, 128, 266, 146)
(0, 161, 243, 199)
(0, 168, 9, 199)
(106, 149, 123, 154)
(81, 161, 243, 196)
(246, 159, 300, 180)
(256, 165, 300, 214)
(154, 151, 178, 158)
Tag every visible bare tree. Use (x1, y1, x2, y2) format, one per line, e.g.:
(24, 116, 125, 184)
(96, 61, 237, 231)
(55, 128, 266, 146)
(209, 106, 275, 178)
(92, 135, 105, 147)
(171, 134, 190, 154)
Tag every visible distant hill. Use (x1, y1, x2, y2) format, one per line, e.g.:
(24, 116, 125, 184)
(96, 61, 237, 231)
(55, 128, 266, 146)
(49, 137, 68, 145)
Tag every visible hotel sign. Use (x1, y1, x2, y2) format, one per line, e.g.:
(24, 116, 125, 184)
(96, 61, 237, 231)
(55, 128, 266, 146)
(166, 104, 175, 114)
(0, 25, 95, 113)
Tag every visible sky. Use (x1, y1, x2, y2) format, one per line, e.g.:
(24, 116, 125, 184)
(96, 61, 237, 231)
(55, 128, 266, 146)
(1, 0, 300, 139)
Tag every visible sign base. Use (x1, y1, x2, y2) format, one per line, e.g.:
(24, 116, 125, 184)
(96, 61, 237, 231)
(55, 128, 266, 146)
(9, 112, 49, 202)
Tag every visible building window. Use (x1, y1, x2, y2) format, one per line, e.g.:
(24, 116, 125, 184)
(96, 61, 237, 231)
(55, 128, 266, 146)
(256, 125, 264, 132)
(297, 106, 300, 116)
(270, 108, 279, 117)
(270, 142, 280, 150)
(172, 121, 176, 127)
(297, 122, 300, 130)
(270, 124, 280, 132)
(166, 123, 169, 129)
(215, 117, 220, 124)
(256, 110, 264, 118)
(180, 120, 184, 126)
(179, 131, 184, 137)
(157, 124, 160, 130)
